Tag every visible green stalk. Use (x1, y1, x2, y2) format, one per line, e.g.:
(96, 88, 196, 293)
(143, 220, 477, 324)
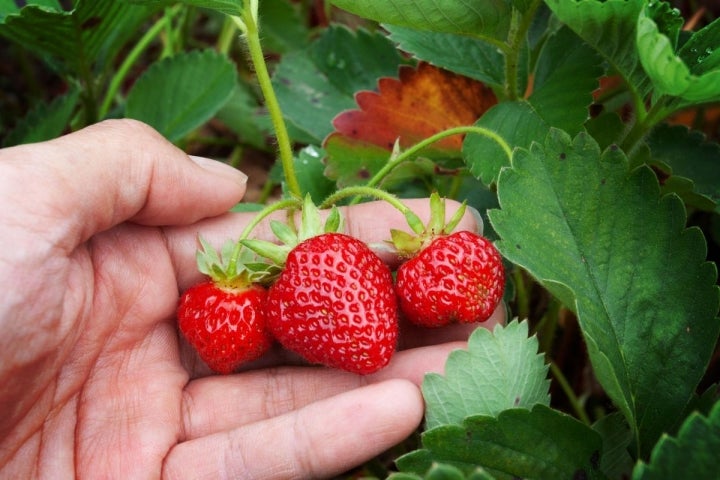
(235, 5, 302, 199)
(620, 97, 673, 158)
(549, 361, 592, 426)
(99, 8, 177, 119)
(503, 0, 543, 100)
(320, 185, 425, 234)
(362, 125, 512, 194)
(226, 197, 302, 273)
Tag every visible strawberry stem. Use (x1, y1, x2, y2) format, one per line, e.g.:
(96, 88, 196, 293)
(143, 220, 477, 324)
(362, 125, 513, 191)
(320, 185, 425, 234)
(234, 5, 302, 199)
(226, 197, 302, 274)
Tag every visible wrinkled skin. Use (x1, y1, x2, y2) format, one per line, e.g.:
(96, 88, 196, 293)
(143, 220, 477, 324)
(0, 120, 504, 479)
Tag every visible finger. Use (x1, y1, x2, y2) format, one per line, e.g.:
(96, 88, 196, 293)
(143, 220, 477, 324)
(0, 119, 247, 251)
(165, 379, 423, 480)
(180, 342, 466, 440)
(167, 197, 482, 290)
(398, 301, 507, 350)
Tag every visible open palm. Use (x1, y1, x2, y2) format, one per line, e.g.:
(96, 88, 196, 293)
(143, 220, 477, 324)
(0, 120, 502, 479)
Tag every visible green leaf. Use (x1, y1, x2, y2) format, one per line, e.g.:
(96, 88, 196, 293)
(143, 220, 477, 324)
(257, 0, 309, 54)
(126, 50, 236, 142)
(678, 16, 720, 76)
(0, 0, 61, 21)
(422, 320, 550, 430)
(322, 134, 390, 187)
(592, 413, 634, 479)
(636, 5, 720, 103)
(528, 26, 603, 135)
(545, 0, 648, 99)
(3, 87, 79, 147)
(290, 145, 336, 204)
(632, 401, 720, 480)
(646, 123, 720, 212)
(0, 0, 155, 75)
(389, 463, 497, 480)
(463, 101, 550, 186)
(385, 25, 504, 88)
(272, 25, 404, 143)
(329, 0, 512, 41)
(397, 405, 605, 480)
(123, 0, 243, 17)
(215, 83, 272, 151)
(488, 129, 720, 456)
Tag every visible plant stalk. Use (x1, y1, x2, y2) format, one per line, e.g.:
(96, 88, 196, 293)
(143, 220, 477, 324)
(361, 125, 512, 196)
(236, 7, 302, 199)
(99, 8, 178, 119)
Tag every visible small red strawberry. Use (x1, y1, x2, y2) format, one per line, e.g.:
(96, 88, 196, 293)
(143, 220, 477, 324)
(395, 230, 504, 327)
(177, 239, 274, 374)
(266, 233, 398, 374)
(391, 193, 504, 327)
(178, 281, 272, 374)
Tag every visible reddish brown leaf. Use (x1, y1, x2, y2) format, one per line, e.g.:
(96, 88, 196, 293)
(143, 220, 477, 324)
(329, 62, 497, 158)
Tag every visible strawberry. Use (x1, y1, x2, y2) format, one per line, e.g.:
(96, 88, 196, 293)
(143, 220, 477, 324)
(177, 238, 274, 374)
(178, 281, 272, 374)
(395, 230, 504, 327)
(266, 233, 398, 375)
(390, 193, 504, 327)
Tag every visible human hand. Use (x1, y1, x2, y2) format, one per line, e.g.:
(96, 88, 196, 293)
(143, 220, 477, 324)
(0, 119, 504, 479)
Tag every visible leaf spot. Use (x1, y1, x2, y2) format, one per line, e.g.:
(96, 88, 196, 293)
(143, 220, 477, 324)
(559, 152, 567, 160)
(572, 469, 588, 480)
(590, 450, 600, 470)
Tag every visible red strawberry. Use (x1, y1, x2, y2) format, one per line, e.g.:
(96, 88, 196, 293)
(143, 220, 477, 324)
(178, 281, 272, 374)
(395, 230, 504, 327)
(266, 232, 398, 375)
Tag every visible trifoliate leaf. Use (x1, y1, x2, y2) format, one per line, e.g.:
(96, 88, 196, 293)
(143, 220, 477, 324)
(0, 0, 155, 75)
(329, 0, 512, 42)
(422, 320, 550, 430)
(489, 129, 720, 456)
(636, 5, 720, 103)
(545, 0, 649, 100)
(2, 87, 79, 147)
(528, 26, 603, 135)
(272, 25, 404, 143)
(592, 413, 634, 479)
(389, 462, 496, 480)
(397, 405, 604, 480)
(463, 101, 550, 186)
(324, 62, 497, 186)
(125, 50, 236, 141)
(647, 123, 720, 212)
(385, 25, 505, 88)
(632, 401, 720, 480)
(123, 0, 243, 17)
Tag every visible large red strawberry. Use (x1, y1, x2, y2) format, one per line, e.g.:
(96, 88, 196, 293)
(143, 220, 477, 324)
(395, 230, 504, 327)
(265, 232, 398, 375)
(177, 239, 274, 374)
(391, 193, 504, 327)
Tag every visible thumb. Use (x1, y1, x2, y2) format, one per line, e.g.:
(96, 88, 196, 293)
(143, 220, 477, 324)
(1, 119, 247, 248)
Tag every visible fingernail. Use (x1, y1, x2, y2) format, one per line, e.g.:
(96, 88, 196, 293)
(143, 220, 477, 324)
(189, 155, 248, 186)
(467, 205, 485, 235)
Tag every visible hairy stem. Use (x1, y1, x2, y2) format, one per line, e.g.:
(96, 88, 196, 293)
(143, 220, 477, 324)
(99, 7, 178, 119)
(363, 125, 512, 194)
(236, 6, 301, 199)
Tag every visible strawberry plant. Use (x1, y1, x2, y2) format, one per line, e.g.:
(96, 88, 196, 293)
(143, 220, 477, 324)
(2, 0, 720, 479)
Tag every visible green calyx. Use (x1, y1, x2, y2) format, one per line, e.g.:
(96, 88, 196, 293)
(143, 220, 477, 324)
(390, 192, 467, 257)
(241, 194, 345, 273)
(196, 236, 280, 289)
